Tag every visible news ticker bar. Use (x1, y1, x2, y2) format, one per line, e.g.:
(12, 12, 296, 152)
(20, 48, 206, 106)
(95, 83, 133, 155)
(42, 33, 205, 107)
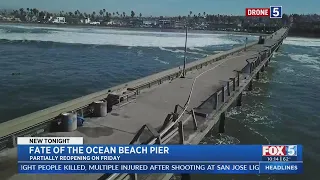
(18, 162, 303, 174)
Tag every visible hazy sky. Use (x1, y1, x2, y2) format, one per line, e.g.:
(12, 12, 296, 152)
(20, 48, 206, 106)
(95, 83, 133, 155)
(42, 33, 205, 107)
(0, 0, 319, 16)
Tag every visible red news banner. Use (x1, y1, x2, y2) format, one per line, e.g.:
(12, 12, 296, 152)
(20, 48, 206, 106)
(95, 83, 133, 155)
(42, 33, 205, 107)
(245, 6, 283, 18)
(246, 8, 270, 17)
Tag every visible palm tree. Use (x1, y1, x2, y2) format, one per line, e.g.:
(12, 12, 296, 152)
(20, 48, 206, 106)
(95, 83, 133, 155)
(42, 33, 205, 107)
(32, 8, 39, 16)
(131, 10, 135, 18)
(19, 8, 24, 16)
(203, 12, 206, 17)
(139, 13, 142, 18)
(189, 11, 192, 16)
(113, 12, 115, 16)
(99, 10, 103, 17)
(116, 11, 119, 16)
(74, 11, 78, 16)
(198, 13, 201, 17)
(123, 12, 126, 17)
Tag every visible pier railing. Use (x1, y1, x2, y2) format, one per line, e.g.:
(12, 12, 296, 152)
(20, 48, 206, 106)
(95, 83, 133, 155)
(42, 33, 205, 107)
(102, 29, 289, 180)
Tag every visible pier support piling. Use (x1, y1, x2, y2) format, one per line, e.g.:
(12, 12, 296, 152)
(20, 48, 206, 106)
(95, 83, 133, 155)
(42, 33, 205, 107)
(250, 63, 254, 74)
(227, 81, 230, 96)
(236, 92, 242, 106)
(213, 92, 218, 110)
(248, 81, 253, 91)
(178, 121, 184, 144)
(221, 86, 225, 102)
(218, 112, 226, 133)
(237, 72, 240, 87)
(230, 78, 236, 91)
(261, 65, 265, 72)
(9, 135, 16, 148)
(256, 71, 260, 79)
(191, 109, 198, 130)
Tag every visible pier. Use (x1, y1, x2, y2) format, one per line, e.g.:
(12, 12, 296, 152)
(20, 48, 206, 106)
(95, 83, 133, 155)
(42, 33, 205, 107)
(0, 27, 289, 180)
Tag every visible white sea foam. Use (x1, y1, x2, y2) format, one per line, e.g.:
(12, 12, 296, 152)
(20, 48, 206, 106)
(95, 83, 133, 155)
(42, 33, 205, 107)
(280, 67, 294, 73)
(245, 125, 271, 144)
(0, 25, 240, 47)
(214, 134, 240, 145)
(288, 54, 320, 71)
(137, 50, 143, 57)
(189, 47, 206, 52)
(159, 47, 185, 53)
(226, 108, 242, 117)
(153, 57, 169, 64)
(284, 37, 320, 47)
(304, 64, 320, 71)
(159, 47, 209, 56)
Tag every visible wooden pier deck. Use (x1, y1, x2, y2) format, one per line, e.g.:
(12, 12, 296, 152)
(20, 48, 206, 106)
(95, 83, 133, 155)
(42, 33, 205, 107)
(0, 27, 289, 180)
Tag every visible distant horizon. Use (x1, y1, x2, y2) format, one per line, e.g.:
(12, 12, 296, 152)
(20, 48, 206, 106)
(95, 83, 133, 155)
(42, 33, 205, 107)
(1, 7, 319, 17)
(0, 0, 319, 16)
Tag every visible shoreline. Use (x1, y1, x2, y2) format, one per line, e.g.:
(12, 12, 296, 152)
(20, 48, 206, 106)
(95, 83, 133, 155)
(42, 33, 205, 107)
(1, 21, 319, 41)
(0, 21, 267, 36)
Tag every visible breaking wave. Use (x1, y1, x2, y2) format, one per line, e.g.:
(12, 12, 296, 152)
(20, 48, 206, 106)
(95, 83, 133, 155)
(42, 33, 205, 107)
(280, 67, 294, 73)
(159, 47, 209, 56)
(0, 24, 241, 47)
(288, 53, 320, 71)
(153, 57, 169, 64)
(284, 37, 320, 47)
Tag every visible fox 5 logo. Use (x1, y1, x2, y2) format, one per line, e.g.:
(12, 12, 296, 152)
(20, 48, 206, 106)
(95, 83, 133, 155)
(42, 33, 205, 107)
(262, 145, 297, 156)
(270, 6, 282, 18)
(286, 145, 297, 156)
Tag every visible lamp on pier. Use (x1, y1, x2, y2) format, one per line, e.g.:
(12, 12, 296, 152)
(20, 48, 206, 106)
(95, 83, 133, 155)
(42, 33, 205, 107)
(181, 24, 188, 78)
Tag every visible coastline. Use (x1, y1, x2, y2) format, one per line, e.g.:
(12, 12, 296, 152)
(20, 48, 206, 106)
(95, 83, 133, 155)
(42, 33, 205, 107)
(0, 21, 266, 36)
(1, 21, 319, 38)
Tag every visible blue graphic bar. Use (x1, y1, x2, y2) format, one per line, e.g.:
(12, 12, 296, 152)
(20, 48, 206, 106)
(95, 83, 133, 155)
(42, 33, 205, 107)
(18, 145, 303, 162)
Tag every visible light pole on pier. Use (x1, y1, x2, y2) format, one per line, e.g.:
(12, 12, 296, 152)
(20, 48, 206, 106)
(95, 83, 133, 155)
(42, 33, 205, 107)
(181, 24, 188, 78)
(245, 37, 248, 51)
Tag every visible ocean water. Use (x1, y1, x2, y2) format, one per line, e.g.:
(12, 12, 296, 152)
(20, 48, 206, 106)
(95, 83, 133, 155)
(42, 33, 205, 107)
(0, 24, 320, 179)
(0, 24, 254, 122)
